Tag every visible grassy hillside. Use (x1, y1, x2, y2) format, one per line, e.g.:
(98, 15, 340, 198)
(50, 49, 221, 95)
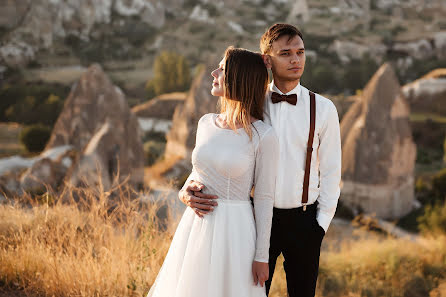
(1, 185, 445, 297)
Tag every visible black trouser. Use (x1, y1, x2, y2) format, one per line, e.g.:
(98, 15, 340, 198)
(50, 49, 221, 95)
(265, 202, 325, 297)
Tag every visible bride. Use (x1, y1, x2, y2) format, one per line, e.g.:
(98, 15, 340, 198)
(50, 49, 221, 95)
(146, 46, 278, 297)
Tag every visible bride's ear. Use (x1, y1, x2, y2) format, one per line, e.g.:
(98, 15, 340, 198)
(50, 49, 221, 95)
(262, 54, 272, 69)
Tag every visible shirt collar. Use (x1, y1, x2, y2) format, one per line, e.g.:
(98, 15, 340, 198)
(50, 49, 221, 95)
(269, 81, 301, 96)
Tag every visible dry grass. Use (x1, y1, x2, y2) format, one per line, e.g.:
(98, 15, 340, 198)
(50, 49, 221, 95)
(1, 184, 446, 297)
(316, 236, 446, 297)
(0, 184, 177, 297)
(269, 236, 446, 297)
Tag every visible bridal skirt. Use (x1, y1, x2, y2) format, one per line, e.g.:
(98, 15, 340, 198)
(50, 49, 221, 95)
(147, 199, 267, 297)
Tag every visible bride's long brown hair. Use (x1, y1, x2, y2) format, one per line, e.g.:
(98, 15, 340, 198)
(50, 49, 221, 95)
(218, 46, 269, 140)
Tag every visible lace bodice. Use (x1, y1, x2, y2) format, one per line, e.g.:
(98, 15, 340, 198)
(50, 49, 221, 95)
(182, 113, 278, 262)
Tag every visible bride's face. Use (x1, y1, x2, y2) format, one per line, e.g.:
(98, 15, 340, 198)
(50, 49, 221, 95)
(211, 58, 225, 97)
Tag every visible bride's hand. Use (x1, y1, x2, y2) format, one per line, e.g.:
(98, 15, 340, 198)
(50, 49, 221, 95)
(252, 261, 269, 287)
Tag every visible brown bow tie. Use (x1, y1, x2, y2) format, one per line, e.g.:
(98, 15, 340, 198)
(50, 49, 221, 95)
(271, 92, 297, 105)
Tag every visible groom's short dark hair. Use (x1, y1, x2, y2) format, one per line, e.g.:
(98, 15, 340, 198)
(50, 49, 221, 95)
(260, 23, 303, 54)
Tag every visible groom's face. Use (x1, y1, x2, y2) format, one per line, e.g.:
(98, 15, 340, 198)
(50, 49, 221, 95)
(266, 35, 305, 83)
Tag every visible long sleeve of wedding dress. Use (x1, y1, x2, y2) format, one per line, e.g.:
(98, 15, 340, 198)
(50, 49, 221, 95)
(252, 127, 278, 263)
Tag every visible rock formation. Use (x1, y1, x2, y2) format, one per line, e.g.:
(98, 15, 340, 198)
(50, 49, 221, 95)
(287, 0, 310, 23)
(142, 59, 220, 185)
(0, 0, 30, 30)
(189, 5, 215, 24)
(132, 92, 186, 120)
(165, 60, 219, 162)
(132, 92, 186, 134)
(47, 64, 144, 189)
(0, 145, 73, 196)
(330, 40, 386, 63)
(1, 0, 445, 69)
(402, 68, 446, 115)
(20, 157, 67, 193)
(340, 63, 416, 219)
(0, 0, 166, 67)
(434, 32, 446, 59)
(66, 122, 121, 190)
(337, 0, 371, 17)
(393, 39, 435, 60)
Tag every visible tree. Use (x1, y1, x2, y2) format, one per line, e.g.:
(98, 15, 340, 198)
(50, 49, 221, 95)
(432, 168, 446, 201)
(146, 51, 192, 98)
(19, 124, 52, 153)
(418, 199, 446, 235)
(342, 54, 379, 93)
(443, 137, 446, 164)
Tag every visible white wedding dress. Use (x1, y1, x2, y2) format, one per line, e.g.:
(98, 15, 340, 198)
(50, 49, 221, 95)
(147, 113, 278, 297)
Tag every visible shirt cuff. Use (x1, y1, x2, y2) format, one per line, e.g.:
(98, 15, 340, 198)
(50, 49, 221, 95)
(316, 210, 333, 233)
(254, 256, 269, 263)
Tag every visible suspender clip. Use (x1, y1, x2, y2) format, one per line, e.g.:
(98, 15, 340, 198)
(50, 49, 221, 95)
(302, 203, 307, 211)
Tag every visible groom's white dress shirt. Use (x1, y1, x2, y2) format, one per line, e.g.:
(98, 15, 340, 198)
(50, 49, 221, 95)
(264, 82, 342, 232)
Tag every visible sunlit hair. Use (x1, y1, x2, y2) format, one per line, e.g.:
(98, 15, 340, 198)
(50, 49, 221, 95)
(260, 23, 303, 54)
(218, 46, 269, 140)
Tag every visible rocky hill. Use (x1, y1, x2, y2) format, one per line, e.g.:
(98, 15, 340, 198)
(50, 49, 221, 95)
(1, 0, 445, 93)
(341, 63, 416, 219)
(402, 68, 446, 115)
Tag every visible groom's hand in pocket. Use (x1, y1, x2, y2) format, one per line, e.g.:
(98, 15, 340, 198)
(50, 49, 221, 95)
(252, 261, 269, 287)
(179, 180, 218, 218)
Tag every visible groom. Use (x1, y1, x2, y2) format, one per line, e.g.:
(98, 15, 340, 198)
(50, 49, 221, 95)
(179, 23, 341, 297)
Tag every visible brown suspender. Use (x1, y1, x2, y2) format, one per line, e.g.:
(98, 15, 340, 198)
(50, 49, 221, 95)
(302, 91, 316, 211)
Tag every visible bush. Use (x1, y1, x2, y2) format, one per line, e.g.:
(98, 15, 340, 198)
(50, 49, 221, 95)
(342, 54, 379, 93)
(334, 199, 355, 220)
(411, 120, 445, 164)
(4, 94, 64, 126)
(66, 17, 158, 65)
(444, 137, 446, 164)
(19, 124, 52, 153)
(415, 177, 433, 205)
(403, 276, 429, 297)
(416, 147, 434, 164)
(418, 199, 446, 235)
(396, 206, 425, 232)
(142, 131, 166, 143)
(175, 172, 193, 189)
(144, 140, 165, 166)
(300, 51, 378, 94)
(115, 19, 157, 47)
(0, 82, 68, 125)
(396, 56, 446, 84)
(432, 168, 446, 201)
(301, 58, 340, 93)
(145, 80, 157, 100)
(146, 51, 192, 98)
